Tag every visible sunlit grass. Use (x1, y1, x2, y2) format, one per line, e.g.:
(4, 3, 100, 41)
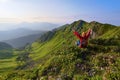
(0, 50, 21, 74)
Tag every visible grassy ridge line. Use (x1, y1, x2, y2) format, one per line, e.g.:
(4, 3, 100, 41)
(30, 21, 120, 61)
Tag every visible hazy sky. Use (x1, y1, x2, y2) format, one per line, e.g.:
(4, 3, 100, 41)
(0, 0, 120, 25)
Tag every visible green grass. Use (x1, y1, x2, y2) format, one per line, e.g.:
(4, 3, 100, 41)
(0, 50, 23, 74)
(28, 20, 120, 80)
(0, 20, 120, 80)
(0, 58, 16, 75)
(30, 31, 65, 60)
(29, 21, 120, 61)
(99, 27, 120, 39)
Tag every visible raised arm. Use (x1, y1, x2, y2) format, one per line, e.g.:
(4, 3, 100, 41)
(73, 31, 83, 39)
(86, 28, 92, 39)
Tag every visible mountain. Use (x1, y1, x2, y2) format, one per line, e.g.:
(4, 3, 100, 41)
(3, 32, 45, 48)
(1, 20, 120, 80)
(0, 42, 12, 50)
(0, 42, 13, 59)
(0, 22, 59, 31)
(0, 28, 43, 41)
(0, 22, 58, 41)
(17, 22, 59, 31)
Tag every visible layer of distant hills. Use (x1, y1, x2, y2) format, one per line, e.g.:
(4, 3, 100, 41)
(0, 22, 59, 48)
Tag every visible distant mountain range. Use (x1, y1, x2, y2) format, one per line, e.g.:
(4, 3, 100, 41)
(0, 22, 59, 31)
(0, 22, 58, 41)
(3, 32, 45, 48)
(16, 22, 59, 31)
(0, 28, 42, 41)
(0, 22, 58, 48)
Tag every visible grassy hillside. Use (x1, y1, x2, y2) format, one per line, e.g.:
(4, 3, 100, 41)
(0, 20, 120, 80)
(0, 42, 13, 59)
(0, 42, 17, 77)
(0, 55, 17, 74)
(30, 20, 120, 60)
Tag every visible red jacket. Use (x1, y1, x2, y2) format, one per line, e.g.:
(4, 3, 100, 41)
(73, 30, 91, 48)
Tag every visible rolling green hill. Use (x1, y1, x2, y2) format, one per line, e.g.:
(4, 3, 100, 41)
(4, 32, 44, 48)
(0, 20, 120, 80)
(0, 42, 13, 59)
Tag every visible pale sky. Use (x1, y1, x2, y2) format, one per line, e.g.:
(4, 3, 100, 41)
(0, 0, 120, 25)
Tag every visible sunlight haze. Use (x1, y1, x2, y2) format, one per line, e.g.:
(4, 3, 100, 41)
(0, 0, 120, 30)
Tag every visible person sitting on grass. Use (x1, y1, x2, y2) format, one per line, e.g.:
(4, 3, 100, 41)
(73, 28, 92, 48)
